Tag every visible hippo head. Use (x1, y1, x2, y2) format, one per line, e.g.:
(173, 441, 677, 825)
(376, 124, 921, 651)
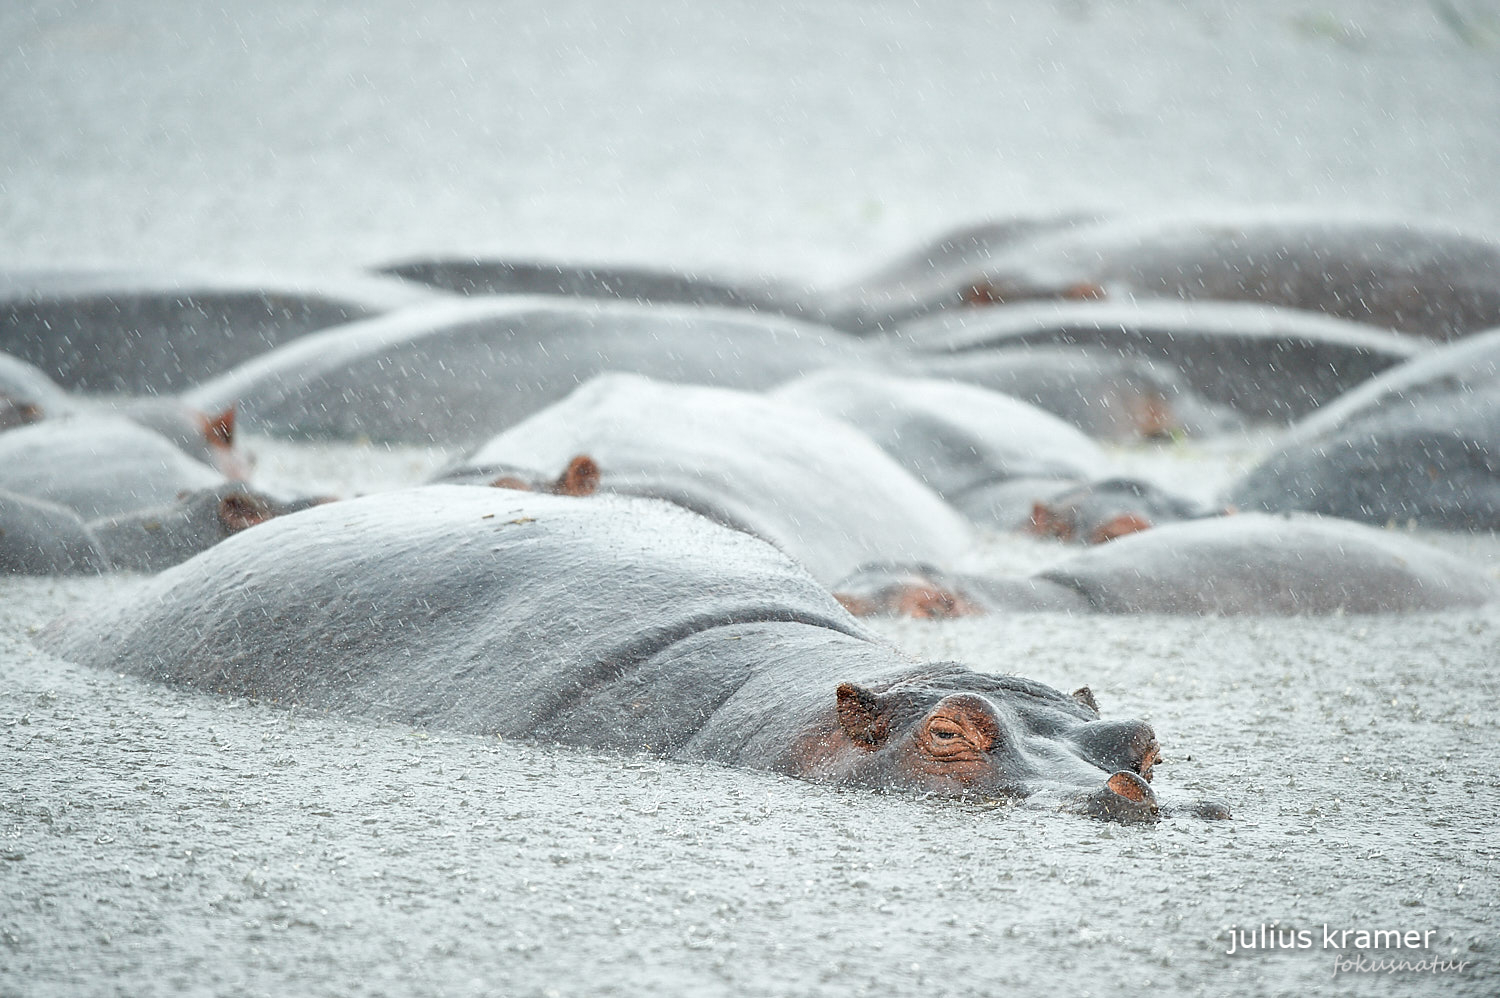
(822, 667, 1226, 824)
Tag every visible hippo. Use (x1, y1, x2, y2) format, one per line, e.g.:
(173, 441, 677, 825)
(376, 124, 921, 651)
(1225, 328, 1500, 529)
(184, 298, 889, 447)
(0, 268, 444, 393)
(888, 300, 1419, 424)
(0, 416, 228, 519)
(0, 394, 43, 432)
(835, 514, 1496, 618)
(0, 351, 73, 421)
(438, 373, 973, 585)
(0, 483, 316, 575)
(375, 257, 815, 319)
(822, 215, 1500, 340)
(0, 490, 110, 575)
(906, 345, 1238, 442)
(39, 486, 1224, 823)
(103, 400, 252, 481)
(1027, 478, 1221, 544)
(770, 369, 1106, 513)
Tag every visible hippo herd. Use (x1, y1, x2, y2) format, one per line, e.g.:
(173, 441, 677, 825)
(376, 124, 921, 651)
(8, 214, 1500, 823)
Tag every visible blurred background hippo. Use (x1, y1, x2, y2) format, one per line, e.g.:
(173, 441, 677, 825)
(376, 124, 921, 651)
(0, 268, 445, 393)
(40, 486, 1224, 823)
(884, 300, 1419, 426)
(1227, 328, 1500, 529)
(374, 255, 815, 318)
(438, 373, 972, 584)
(835, 514, 1496, 618)
(771, 368, 1107, 526)
(0, 483, 319, 575)
(184, 298, 890, 447)
(819, 215, 1500, 340)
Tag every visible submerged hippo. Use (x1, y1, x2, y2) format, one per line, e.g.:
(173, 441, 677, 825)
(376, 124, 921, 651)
(0, 483, 317, 575)
(1, 351, 72, 423)
(771, 369, 1106, 512)
(375, 257, 814, 318)
(1027, 478, 1220, 544)
(835, 514, 1496, 617)
(889, 300, 1419, 423)
(40, 486, 1223, 822)
(1226, 329, 1500, 529)
(823, 216, 1500, 340)
(0, 268, 443, 393)
(185, 298, 887, 447)
(438, 373, 973, 584)
(0, 416, 227, 519)
(907, 345, 1237, 442)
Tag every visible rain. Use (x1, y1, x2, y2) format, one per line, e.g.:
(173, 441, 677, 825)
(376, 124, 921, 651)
(2, 2, 1499, 996)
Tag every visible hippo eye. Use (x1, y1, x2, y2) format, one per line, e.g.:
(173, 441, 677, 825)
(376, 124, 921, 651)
(933, 728, 959, 740)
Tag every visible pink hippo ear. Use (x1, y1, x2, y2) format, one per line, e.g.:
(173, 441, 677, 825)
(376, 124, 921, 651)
(217, 492, 274, 533)
(1088, 512, 1153, 544)
(835, 683, 891, 746)
(202, 406, 236, 449)
(553, 454, 600, 497)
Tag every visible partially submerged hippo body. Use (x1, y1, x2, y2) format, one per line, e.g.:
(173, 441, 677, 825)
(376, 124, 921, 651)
(1028, 478, 1220, 544)
(1227, 329, 1500, 529)
(906, 345, 1237, 442)
(824, 217, 1500, 340)
(836, 514, 1496, 617)
(0, 269, 443, 393)
(771, 369, 1106, 518)
(185, 299, 887, 447)
(41, 486, 1220, 822)
(1, 351, 73, 422)
(0, 416, 227, 518)
(0, 483, 315, 575)
(889, 301, 1419, 423)
(441, 374, 973, 584)
(376, 257, 814, 319)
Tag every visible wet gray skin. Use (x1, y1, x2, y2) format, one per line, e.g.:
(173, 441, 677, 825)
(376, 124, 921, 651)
(1, 485, 325, 575)
(0, 269, 444, 393)
(835, 513, 1497, 618)
(0, 350, 73, 418)
(0, 415, 226, 519)
(771, 368, 1105, 504)
(375, 257, 816, 319)
(1028, 476, 1219, 544)
(0, 490, 110, 575)
(906, 345, 1239, 442)
(886, 299, 1419, 423)
(821, 216, 1500, 340)
(39, 486, 1220, 823)
(184, 298, 890, 447)
(88, 484, 328, 573)
(1226, 328, 1500, 528)
(438, 373, 973, 584)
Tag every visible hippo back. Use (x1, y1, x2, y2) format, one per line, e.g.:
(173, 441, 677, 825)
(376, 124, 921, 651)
(184, 298, 884, 447)
(41, 487, 869, 736)
(447, 374, 975, 584)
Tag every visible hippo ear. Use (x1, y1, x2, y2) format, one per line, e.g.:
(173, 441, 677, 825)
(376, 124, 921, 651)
(218, 493, 273, 533)
(202, 406, 236, 449)
(836, 683, 890, 746)
(1071, 686, 1100, 716)
(554, 454, 600, 497)
(490, 475, 534, 491)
